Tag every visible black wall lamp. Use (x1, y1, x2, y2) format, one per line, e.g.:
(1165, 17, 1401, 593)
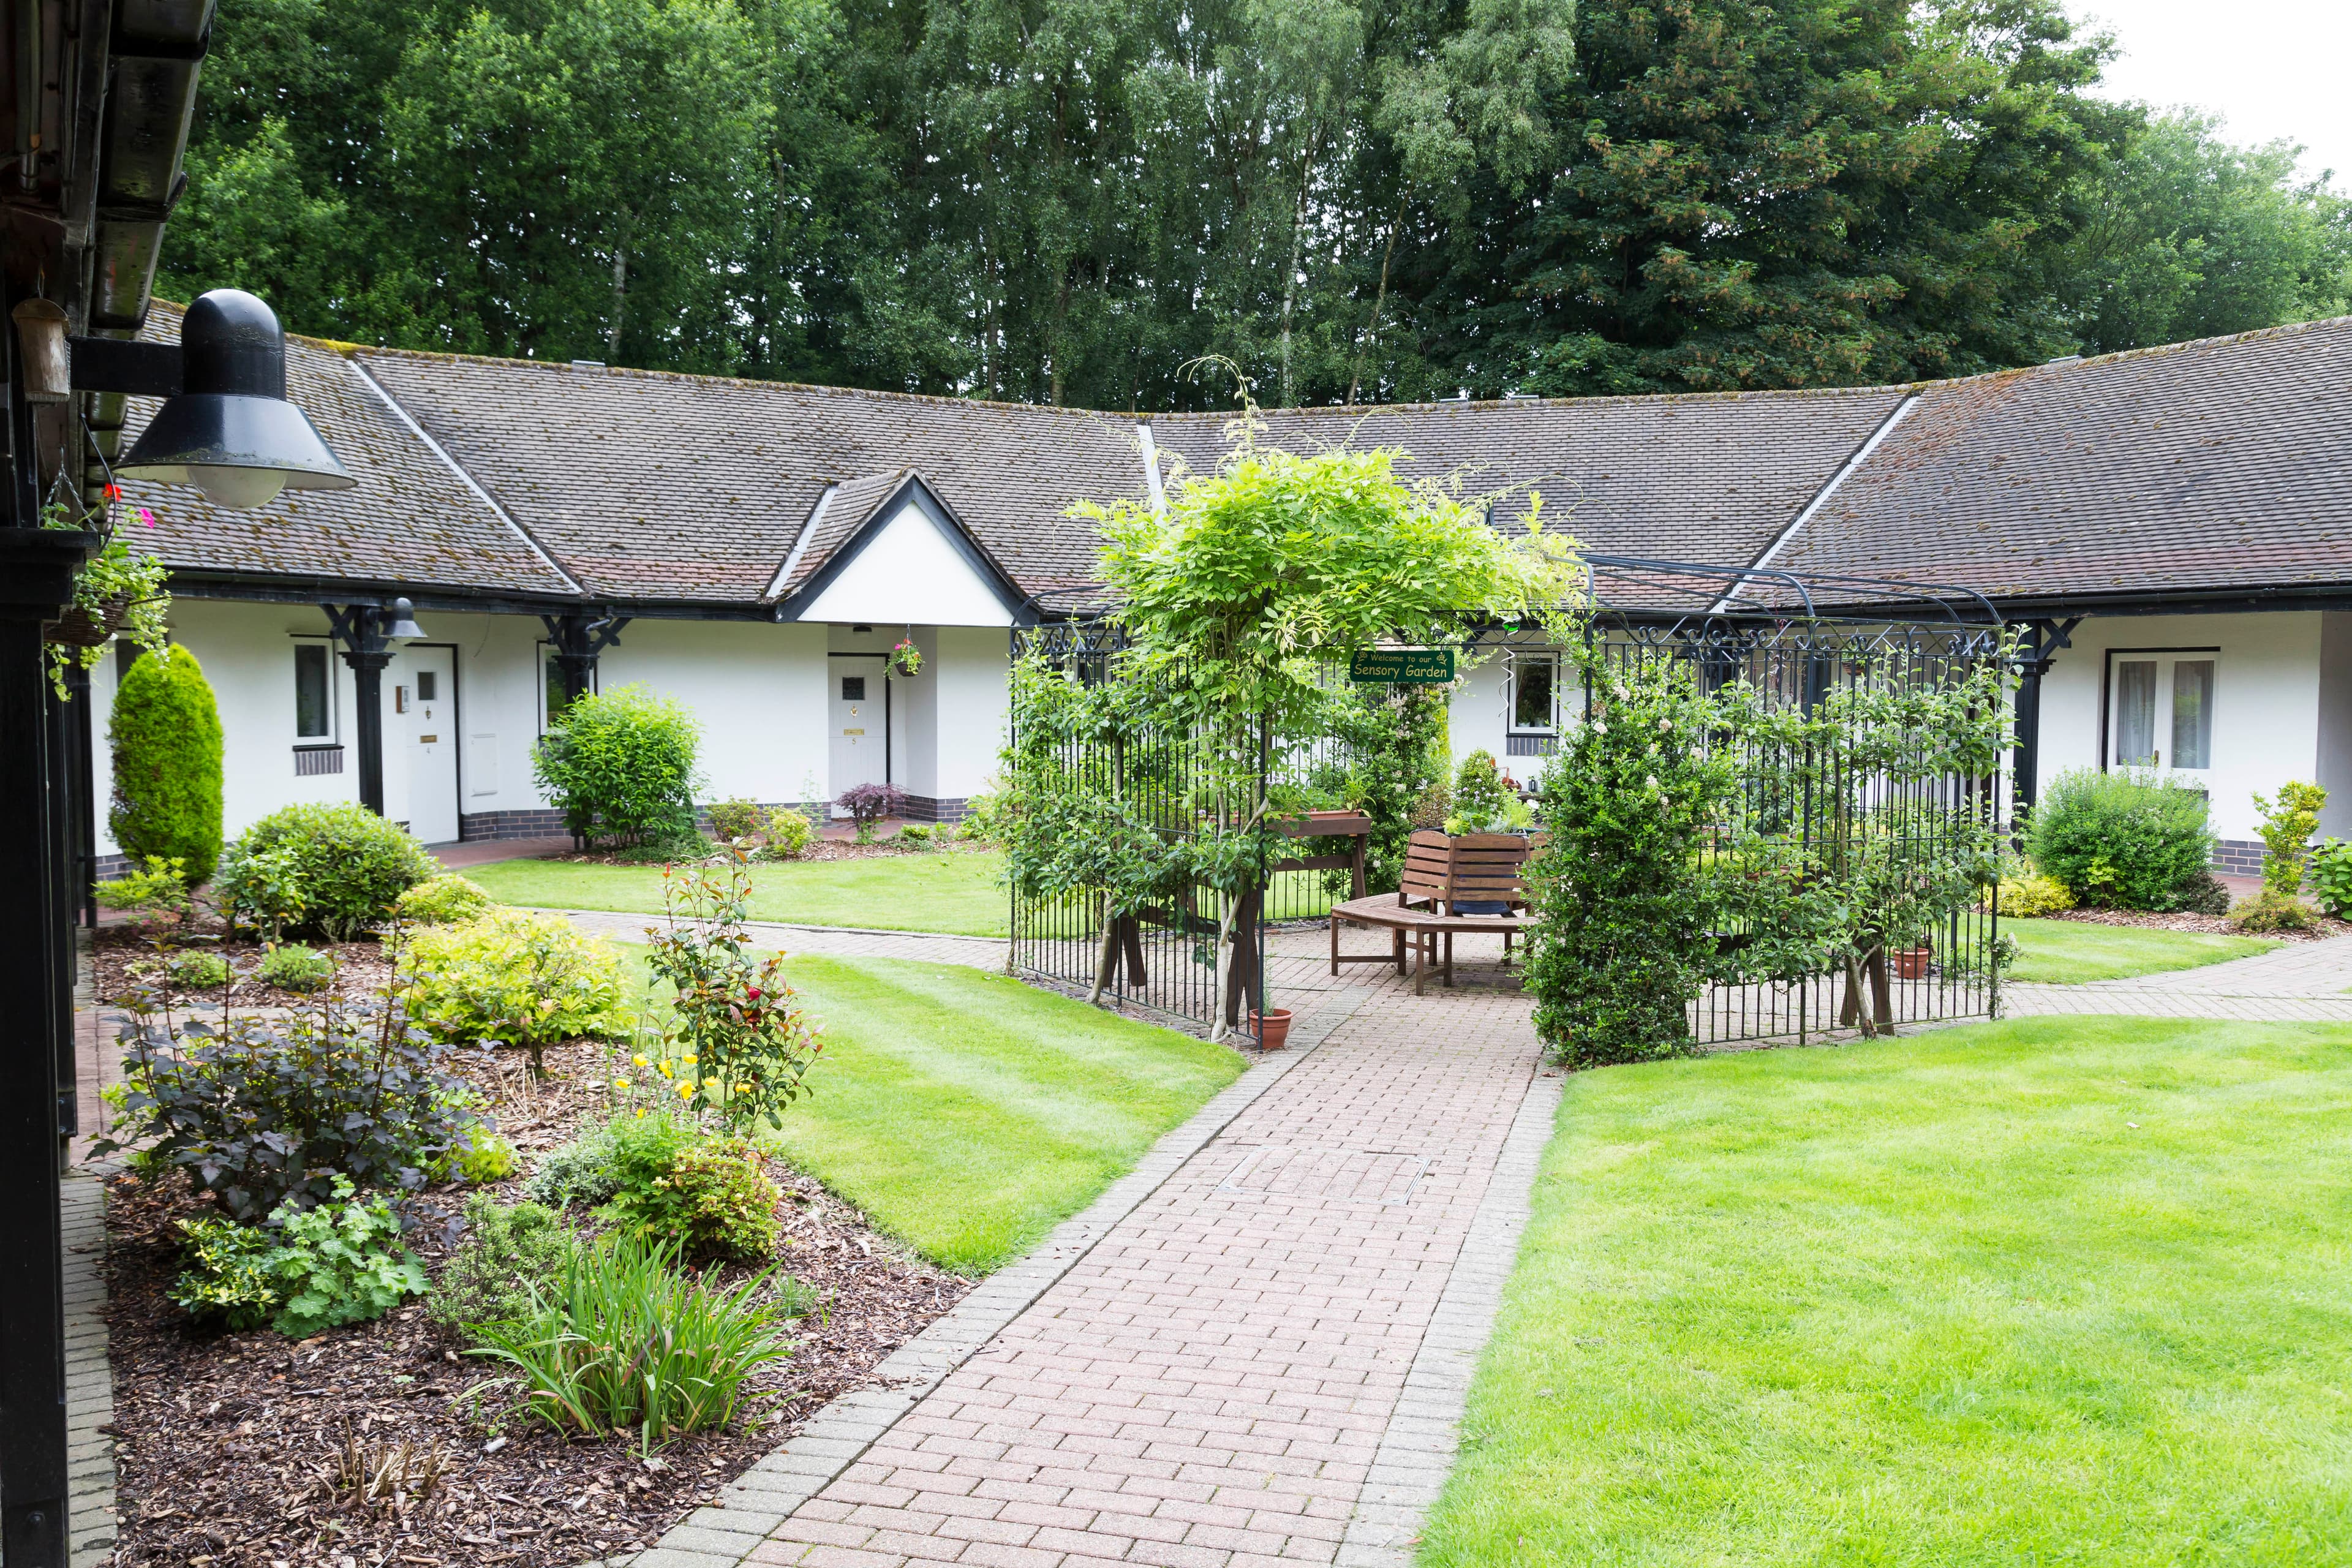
(45, 287, 355, 509)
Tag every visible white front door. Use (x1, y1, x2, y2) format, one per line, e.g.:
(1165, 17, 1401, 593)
(829, 657, 887, 816)
(400, 646, 461, 844)
(2109, 652, 2218, 790)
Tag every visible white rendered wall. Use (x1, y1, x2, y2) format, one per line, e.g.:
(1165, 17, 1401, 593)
(600, 619, 831, 807)
(91, 597, 367, 858)
(933, 625, 1009, 799)
(800, 501, 1015, 628)
(2320, 612, 2352, 841)
(2034, 611, 2322, 843)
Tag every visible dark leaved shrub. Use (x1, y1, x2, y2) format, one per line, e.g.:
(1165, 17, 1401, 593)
(99, 997, 487, 1220)
(108, 645, 224, 886)
(836, 781, 907, 842)
(2027, 769, 2218, 912)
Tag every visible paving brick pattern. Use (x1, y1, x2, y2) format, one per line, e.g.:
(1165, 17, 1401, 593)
(717, 942, 1542, 1568)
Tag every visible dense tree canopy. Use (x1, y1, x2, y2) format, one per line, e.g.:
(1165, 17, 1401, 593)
(161, 0, 2352, 405)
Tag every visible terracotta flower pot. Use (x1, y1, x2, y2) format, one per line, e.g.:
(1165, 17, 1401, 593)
(1891, 945, 1932, 980)
(1249, 1008, 1294, 1050)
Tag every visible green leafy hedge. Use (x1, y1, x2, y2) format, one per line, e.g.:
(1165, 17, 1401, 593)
(216, 802, 439, 941)
(2029, 768, 2217, 911)
(531, 683, 701, 847)
(108, 645, 224, 886)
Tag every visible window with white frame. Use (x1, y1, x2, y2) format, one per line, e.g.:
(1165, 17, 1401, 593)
(293, 639, 336, 741)
(1509, 652, 1558, 733)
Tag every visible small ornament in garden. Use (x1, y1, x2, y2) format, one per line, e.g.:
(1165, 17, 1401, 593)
(891, 637, 922, 677)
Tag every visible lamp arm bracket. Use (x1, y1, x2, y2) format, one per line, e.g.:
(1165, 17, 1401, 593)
(67, 337, 183, 398)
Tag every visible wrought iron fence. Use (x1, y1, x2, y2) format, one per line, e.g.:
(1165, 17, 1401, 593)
(1577, 605, 2010, 1047)
(1005, 621, 1274, 1044)
(1011, 554, 2011, 1055)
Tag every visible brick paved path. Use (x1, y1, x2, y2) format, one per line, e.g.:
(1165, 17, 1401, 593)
(2006, 930, 2352, 1020)
(617, 928, 1545, 1568)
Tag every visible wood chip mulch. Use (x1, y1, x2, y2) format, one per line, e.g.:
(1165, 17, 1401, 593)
(92, 920, 398, 1011)
(2044, 905, 2352, 941)
(99, 1038, 973, 1568)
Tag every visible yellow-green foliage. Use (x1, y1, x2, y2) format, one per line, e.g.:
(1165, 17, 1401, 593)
(1996, 873, 2075, 918)
(2253, 780, 2328, 895)
(394, 873, 497, 925)
(108, 646, 224, 885)
(399, 909, 632, 1059)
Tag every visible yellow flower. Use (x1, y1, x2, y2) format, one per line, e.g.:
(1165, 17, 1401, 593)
(676, 1081, 694, 1098)
(703, 1076, 720, 1090)
(682, 1054, 698, 1065)
(631, 1054, 649, 1068)
(657, 1061, 673, 1079)
(733, 1083, 752, 1095)
(612, 1077, 631, 1090)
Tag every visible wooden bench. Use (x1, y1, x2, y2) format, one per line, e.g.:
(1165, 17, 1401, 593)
(1329, 829, 1544, 994)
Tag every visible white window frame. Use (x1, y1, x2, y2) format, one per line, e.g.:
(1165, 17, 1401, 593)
(292, 636, 338, 744)
(2102, 646, 2220, 779)
(1507, 650, 1560, 735)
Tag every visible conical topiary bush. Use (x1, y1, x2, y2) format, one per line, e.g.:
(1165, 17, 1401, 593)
(109, 644, 224, 886)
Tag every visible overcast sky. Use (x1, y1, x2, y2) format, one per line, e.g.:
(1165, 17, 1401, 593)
(2081, 0, 2352, 183)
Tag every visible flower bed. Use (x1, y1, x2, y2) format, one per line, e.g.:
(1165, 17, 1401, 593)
(2040, 905, 2352, 942)
(99, 1035, 969, 1568)
(92, 919, 393, 1009)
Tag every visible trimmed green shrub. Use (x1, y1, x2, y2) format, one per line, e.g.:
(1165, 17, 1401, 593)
(398, 909, 633, 1070)
(2310, 837, 2352, 916)
(598, 1114, 782, 1262)
(1994, 873, 2075, 918)
(465, 1231, 802, 1440)
(2253, 780, 2328, 895)
(428, 1195, 578, 1333)
(168, 950, 231, 989)
(393, 873, 496, 926)
(1525, 660, 1733, 1068)
(108, 645, 224, 887)
(761, 806, 813, 859)
(531, 684, 702, 848)
(257, 943, 336, 993)
(705, 797, 764, 840)
(217, 803, 438, 941)
(2231, 890, 2320, 933)
(522, 1126, 622, 1209)
(2027, 769, 2218, 911)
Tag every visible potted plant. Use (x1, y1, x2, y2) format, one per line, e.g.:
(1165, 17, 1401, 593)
(44, 494, 170, 692)
(1441, 749, 1535, 836)
(891, 636, 922, 677)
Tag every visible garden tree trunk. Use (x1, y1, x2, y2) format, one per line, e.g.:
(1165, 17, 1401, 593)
(1207, 895, 1243, 1044)
(1218, 884, 1264, 1037)
(1088, 905, 1119, 1006)
(1839, 946, 1894, 1036)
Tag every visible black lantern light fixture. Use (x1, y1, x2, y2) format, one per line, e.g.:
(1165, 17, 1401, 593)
(379, 597, 426, 646)
(73, 288, 355, 510)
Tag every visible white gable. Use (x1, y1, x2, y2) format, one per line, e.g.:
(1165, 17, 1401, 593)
(799, 499, 1014, 627)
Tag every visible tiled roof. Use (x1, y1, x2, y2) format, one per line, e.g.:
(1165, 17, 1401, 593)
(1148, 388, 1908, 568)
(777, 469, 911, 596)
(116, 303, 2352, 613)
(116, 304, 581, 597)
(350, 351, 1147, 604)
(1777, 316, 2352, 601)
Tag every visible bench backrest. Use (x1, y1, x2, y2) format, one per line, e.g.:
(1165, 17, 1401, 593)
(1399, 828, 1542, 913)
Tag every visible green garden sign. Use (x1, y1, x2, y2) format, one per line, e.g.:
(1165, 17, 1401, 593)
(1349, 648, 1454, 684)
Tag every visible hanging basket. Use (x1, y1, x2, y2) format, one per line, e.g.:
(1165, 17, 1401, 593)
(46, 594, 132, 649)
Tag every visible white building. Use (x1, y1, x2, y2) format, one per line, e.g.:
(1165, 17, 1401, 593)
(106, 307, 2352, 878)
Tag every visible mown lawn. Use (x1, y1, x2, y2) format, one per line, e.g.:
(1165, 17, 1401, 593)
(2004, 915, 2276, 982)
(1420, 1016, 2352, 1567)
(614, 944, 1241, 1273)
(469, 849, 1009, 937)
